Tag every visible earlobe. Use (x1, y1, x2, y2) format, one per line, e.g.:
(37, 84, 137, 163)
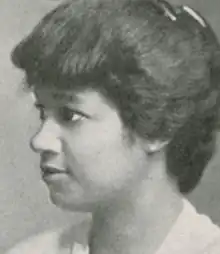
(30, 91, 37, 102)
(147, 140, 169, 154)
(135, 136, 169, 154)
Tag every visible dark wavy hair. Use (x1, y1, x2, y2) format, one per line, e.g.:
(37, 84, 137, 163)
(11, 0, 220, 193)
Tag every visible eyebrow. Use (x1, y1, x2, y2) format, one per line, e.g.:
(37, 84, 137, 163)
(35, 92, 81, 104)
(50, 92, 81, 103)
(34, 103, 45, 109)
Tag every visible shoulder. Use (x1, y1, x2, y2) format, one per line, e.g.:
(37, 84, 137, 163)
(157, 199, 220, 254)
(180, 200, 220, 253)
(201, 236, 220, 254)
(5, 228, 63, 254)
(5, 217, 91, 254)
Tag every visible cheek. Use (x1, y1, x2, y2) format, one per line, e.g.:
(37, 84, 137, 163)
(62, 124, 140, 190)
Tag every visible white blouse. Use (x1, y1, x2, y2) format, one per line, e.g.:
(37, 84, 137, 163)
(5, 199, 220, 254)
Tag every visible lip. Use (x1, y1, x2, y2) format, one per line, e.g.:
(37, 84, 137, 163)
(40, 164, 67, 178)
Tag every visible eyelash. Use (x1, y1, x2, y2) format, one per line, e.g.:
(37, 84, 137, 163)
(58, 107, 85, 123)
(38, 107, 85, 123)
(38, 108, 46, 121)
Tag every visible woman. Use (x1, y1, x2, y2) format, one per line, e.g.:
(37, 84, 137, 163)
(6, 0, 220, 253)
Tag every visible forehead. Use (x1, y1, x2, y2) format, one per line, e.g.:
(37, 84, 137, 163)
(33, 87, 80, 104)
(32, 87, 116, 112)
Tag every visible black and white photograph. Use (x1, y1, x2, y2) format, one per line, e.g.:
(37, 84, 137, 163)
(1, 0, 220, 253)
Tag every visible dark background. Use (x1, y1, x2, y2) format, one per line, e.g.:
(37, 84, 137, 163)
(1, 0, 220, 252)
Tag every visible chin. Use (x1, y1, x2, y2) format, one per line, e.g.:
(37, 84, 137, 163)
(48, 191, 95, 213)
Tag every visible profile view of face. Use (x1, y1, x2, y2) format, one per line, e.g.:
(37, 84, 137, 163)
(30, 87, 147, 212)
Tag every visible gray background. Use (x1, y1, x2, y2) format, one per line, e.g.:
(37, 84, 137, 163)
(1, 0, 220, 252)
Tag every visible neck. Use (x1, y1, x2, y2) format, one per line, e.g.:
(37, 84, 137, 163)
(89, 159, 183, 254)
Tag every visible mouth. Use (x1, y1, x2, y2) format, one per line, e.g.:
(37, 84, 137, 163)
(40, 164, 67, 179)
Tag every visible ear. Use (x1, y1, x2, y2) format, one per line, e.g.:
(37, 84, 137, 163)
(146, 140, 169, 154)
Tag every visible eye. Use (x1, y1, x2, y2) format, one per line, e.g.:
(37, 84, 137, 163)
(34, 104, 47, 121)
(34, 102, 47, 121)
(39, 108, 46, 121)
(58, 107, 85, 123)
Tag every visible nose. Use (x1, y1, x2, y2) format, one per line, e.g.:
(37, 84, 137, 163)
(30, 119, 62, 154)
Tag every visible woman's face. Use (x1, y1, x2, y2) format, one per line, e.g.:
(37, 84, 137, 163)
(31, 87, 147, 212)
